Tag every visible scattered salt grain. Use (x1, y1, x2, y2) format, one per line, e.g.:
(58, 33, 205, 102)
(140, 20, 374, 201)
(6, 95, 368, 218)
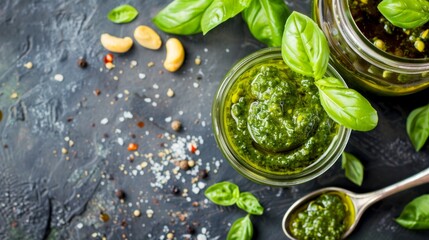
(197, 234, 207, 240)
(54, 74, 64, 82)
(100, 118, 109, 125)
(139, 73, 146, 79)
(123, 111, 133, 119)
(130, 60, 138, 68)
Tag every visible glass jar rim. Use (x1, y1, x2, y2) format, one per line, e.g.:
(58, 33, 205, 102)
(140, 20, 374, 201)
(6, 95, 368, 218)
(212, 48, 351, 187)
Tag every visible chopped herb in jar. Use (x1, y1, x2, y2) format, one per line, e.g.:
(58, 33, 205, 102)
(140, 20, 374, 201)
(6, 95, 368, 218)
(350, 0, 429, 58)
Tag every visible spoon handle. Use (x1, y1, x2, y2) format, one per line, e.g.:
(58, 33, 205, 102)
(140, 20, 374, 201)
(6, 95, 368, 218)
(358, 167, 429, 209)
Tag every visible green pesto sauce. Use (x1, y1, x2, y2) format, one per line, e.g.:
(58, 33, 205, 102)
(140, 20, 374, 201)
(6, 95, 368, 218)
(224, 60, 339, 175)
(290, 193, 348, 240)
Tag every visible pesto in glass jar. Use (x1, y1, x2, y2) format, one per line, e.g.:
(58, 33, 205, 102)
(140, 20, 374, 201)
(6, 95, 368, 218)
(224, 59, 339, 175)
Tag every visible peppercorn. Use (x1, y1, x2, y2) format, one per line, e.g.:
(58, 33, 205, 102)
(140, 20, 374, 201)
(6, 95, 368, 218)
(186, 225, 196, 234)
(171, 185, 181, 195)
(104, 53, 114, 63)
(166, 233, 174, 240)
(77, 58, 88, 68)
(171, 120, 182, 131)
(127, 143, 138, 151)
(99, 212, 110, 222)
(133, 210, 141, 217)
(93, 89, 101, 96)
(115, 189, 126, 199)
(198, 169, 209, 179)
(179, 160, 189, 170)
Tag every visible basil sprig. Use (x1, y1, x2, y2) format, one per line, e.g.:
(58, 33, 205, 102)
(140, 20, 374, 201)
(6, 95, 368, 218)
(236, 192, 264, 215)
(341, 152, 364, 186)
(281, 12, 378, 131)
(107, 4, 139, 24)
(227, 214, 254, 240)
(201, 0, 252, 34)
(315, 78, 378, 131)
(282, 12, 329, 80)
(242, 0, 290, 47)
(396, 194, 429, 229)
(406, 103, 429, 151)
(204, 181, 264, 240)
(204, 181, 240, 206)
(153, 0, 287, 46)
(378, 0, 429, 29)
(153, 0, 213, 35)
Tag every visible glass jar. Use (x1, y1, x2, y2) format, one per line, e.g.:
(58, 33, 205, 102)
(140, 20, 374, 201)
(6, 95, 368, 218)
(313, 0, 429, 95)
(212, 48, 351, 187)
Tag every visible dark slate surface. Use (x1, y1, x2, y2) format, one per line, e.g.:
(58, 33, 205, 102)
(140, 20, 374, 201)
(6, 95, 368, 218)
(0, 0, 428, 239)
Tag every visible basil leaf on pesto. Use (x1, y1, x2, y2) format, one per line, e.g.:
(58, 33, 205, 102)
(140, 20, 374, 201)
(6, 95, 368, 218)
(107, 4, 139, 24)
(227, 214, 253, 240)
(341, 152, 364, 186)
(236, 192, 264, 215)
(204, 181, 240, 206)
(315, 77, 378, 131)
(281, 11, 329, 80)
(396, 194, 429, 229)
(378, 0, 429, 29)
(201, 0, 252, 35)
(406, 103, 429, 151)
(242, 0, 290, 47)
(153, 0, 213, 35)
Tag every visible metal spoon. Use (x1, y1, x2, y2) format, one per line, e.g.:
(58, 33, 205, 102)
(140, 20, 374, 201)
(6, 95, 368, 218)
(282, 167, 429, 239)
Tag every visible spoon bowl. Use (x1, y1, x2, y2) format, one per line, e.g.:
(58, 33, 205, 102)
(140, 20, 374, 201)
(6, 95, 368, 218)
(282, 167, 429, 239)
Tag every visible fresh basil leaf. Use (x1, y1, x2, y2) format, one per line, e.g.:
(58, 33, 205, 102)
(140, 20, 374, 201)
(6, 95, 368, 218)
(227, 214, 253, 240)
(107, 4, 139, 24)
(281, 11, 329, 80)
(201, 0, 252, 35)
(396, 194, 429, 229)
(341, 152, 364, 186)
(242, 0, 290, 47)
(406, 103, 429, 151)
(378, 0, 429, 29)
(315, 77, 378, 131)
(236, 192, 264, 215)
(153, 0, 213, 35)
(205, 181, 240, 206)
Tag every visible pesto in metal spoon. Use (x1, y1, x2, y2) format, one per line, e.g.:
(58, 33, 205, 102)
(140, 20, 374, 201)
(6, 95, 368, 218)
(282, 168, 429, 239)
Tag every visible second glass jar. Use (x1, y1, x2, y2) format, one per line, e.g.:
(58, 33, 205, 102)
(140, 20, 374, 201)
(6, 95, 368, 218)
(313, 0, 429, 95)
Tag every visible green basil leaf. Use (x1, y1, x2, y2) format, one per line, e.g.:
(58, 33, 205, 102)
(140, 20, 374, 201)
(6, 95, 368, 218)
(236, 192, 264, 215)
(378, 0, 429, 29)
(315, 77, 378, 131)
(341, 152, 364, 186)
(204, 181, 240, 206)
(107, 4, 139, 24)
(227, 214, 253, 240)
(201, 0, 252, 35)
(396, 194, 429, 229)
(281, 11, 329, 80)
(153, 0, 213, 35)
(242, 0, 290, 47)
(406, 103, 429, 151)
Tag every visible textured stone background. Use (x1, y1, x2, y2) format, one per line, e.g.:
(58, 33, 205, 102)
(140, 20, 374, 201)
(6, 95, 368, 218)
(0, 0, 428, 239)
